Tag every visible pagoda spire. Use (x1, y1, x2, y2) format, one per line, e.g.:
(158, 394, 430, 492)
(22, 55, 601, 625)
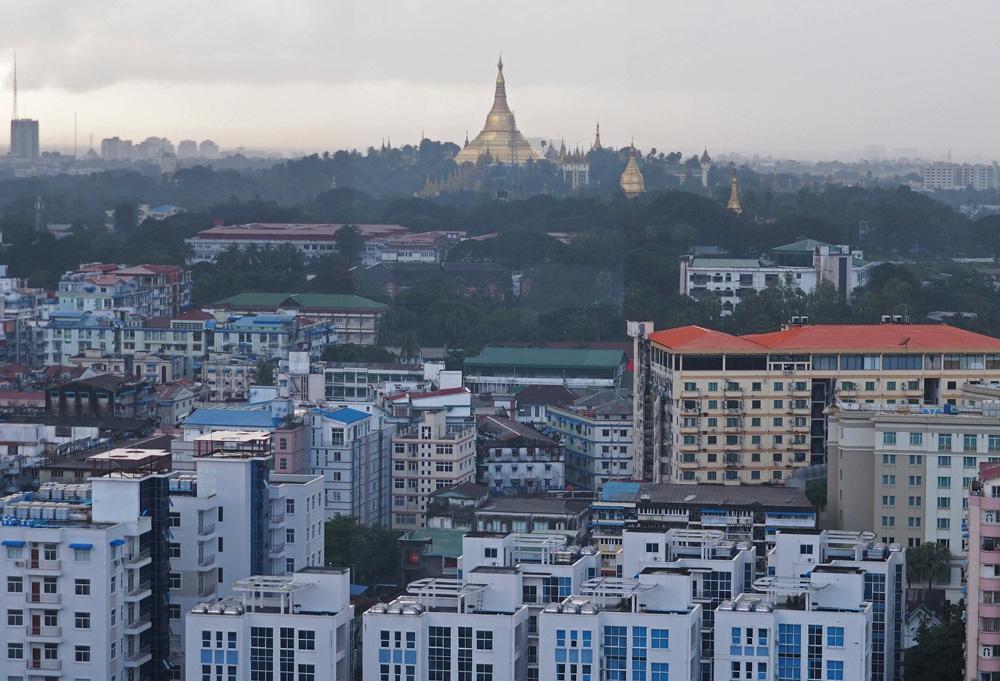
(727, 166, 743, 216)
(619, 141, 645, 198)
(591, 121, 602, 151)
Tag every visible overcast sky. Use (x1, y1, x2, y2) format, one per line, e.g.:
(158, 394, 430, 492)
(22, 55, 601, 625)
(2, 0, 998, 161)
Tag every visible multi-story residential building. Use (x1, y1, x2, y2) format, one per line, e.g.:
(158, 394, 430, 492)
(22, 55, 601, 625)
(56, 263, 191, 318)
(45, 374, 156, 420)
(477, 415, 565, 494)
(379, 383, 473, 426)
(591, 482, 815, 568)
(965, 462, 1000, 681)
(201, 353, 257, 401)
(460, 532, 601, 680)
(391, 410, 477, 530)
(0, 421, 101, 490)
(0, 448, 173, 681)
(923, 162, 1000, 191)
(547, 389, 633, 490)
(474, 496, 591, 541)
(769, 530, 905, 681)
(680, 239, 875, 315)
(537, 567, 703, 681)
(509, 384, 578, 425)
(629, 321, 1000, 484)
(307, 406, 393, 525)
(167, 431, 325, 668)
(464, 346, 628, 395)
(714, 569, 873, 681)
(67, 348, 186, 384)
(185, 568, 355, 681)
(184, 222, 411, 264)
(211, 292, 387, 345)
(321, 361, 425, 401)
(826, 401, 1000, 598)
(362, 566, 530, 681)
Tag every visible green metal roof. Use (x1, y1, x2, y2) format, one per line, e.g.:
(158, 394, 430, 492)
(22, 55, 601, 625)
(688, 258, 761, 268)
(464, 346, 626, 370)
(772, 238, 831, 253)
(215, 292, 387, 311)
(400, 528, 466, 557)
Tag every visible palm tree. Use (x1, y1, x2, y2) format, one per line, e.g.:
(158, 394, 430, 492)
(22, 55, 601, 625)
(906, 542, 952, 589)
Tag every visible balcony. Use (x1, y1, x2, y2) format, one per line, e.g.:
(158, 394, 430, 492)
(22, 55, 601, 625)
(125, 548, 151, 566)
(198, 580, 217, 597)
(124, 644, 152, 666)
(198, 552, 216, 567)
(270, 510, 286, 525)
(125, 580, 152, 600)
(269, 540, 286, 556)
(25, 625, 61, 639)
(198, 521, 216, 537)
(125, 612, 152, 633)
(25, 592, 61, 605)
(26, 558, 61, 572)
(26, 659, 62, 672)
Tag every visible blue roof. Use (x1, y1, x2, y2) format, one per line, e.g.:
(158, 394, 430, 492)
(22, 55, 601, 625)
(601, 481, 641, 502)
(350, 584, 369, 597)
(310, 407, 369, 424)
(183, 408, 279, 429)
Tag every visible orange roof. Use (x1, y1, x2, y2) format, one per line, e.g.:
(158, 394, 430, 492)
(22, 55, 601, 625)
(648, 326, 765, 352)
(744, 324, 1000, 353)
(649, 323, 1000, 354)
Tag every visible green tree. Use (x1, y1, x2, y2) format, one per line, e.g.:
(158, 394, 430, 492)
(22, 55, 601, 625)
(255, 359, 275, 386)
(324, 517, 400, 586)
(320, 344, 397, 363)
(903, 602, 964, 681)
(805, 478, 827, 510)
(906, 542, 952, 589)
(333, 224, 363, 265)
(113, 202, 138, 232)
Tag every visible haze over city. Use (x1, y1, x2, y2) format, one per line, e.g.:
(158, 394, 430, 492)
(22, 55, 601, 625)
(4, 0, 1000, 160)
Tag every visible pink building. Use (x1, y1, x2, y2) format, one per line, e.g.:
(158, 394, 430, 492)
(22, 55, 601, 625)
(273, 424, 308, 474)
(966, 462, 1000, 681)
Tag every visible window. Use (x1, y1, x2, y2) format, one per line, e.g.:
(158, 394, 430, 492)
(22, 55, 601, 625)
(484, 547, 498, 559)
(644, 542, 660, 553)
(6, 577, 22, 593)
(168, 543, 181, 558)
(938, 434, 952, 452)
(882, 454, 896, 465)
(651, 628, 669, 649)
(75, 578, 90, 595)
(938, 476, 951, 488)
(651, 662, 669, 681)
(827, 661, 844, 681)
(883, 432, 897, 445)
(476, 631, 493, 650)
(475, 663, 493, 681)
(965, 456, 977, 468)
(827, 627, 844, 647)
(75, 611, 90, 629)
(991, 435, 1000, 453)
(298, 664, 316, 681)
(7, 609, 22, 625)
(8, 642, 23, 659)
(965, 434, 979, 452)
(75, 645, 91, 662)
(294, 630, 315, 650)
(285, 529, 295, 544)
(937, 518, 950, 530)
(169, 512, 181, 527)
(286, 499, 295, 514)
(169, 573, 181, 589)
(910, 432, 923, 446)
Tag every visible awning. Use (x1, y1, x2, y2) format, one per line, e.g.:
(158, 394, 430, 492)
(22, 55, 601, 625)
(109, 538, 126, 547)
(1, 540, 24, 547)
(69, 543, 93, 550)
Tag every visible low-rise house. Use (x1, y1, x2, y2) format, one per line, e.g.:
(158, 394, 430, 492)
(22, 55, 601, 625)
(477, 415, 565, 494)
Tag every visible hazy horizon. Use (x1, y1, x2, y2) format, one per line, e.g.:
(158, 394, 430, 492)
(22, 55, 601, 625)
(4, 0, 999, 163)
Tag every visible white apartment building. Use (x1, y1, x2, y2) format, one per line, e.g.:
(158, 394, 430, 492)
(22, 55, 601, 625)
(826, 399, 1000, 599)
(460, 532, 601, 680)
(185, 568, 354, 681)
(546, 389, 633, 491)
(714, 570, 872, 681)
(308, 406, 393, 525)
(0, 449, 173, 681)
(680, 242, 874, 316)
(477, 416, 565, 494)
(923, 162, 1000, 191)
(768, 531, 905, 681)
(391, 410, 476, 530)
(363, 566, 530, 681)
(538, 568, 703, 681)
(167, 432, 325, 669)
(629, 321, 1000, 484)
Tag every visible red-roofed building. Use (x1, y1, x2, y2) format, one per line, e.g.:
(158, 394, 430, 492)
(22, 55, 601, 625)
(629, 321, 1000, 486)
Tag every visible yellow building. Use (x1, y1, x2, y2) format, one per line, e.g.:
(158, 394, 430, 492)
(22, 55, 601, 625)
(619, 144, 645, 198)
(455, 57, 540, 166)
(629, 321, 1000, 485)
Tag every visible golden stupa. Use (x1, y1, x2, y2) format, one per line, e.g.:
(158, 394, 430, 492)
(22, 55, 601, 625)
(455, 57, 540, 166)
(727, 167, 743, 215)
(619, 143, 645, 198)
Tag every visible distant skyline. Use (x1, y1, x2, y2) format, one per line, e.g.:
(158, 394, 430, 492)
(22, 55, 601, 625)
(3, 0, 1000, 162)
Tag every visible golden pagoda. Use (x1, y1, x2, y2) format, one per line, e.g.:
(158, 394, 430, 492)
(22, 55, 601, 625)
(455, 56, 540, 166)
(726, 166, 743, 215)
(619, 143, 645, 198)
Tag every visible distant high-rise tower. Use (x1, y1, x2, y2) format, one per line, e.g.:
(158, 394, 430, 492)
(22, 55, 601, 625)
(8, 54, 39, 161)
(619, 143, 645, 199)
(177, 139, 198, 159)
(726, 166, 743, 216)
(199, 139, 220, 159)
(699, 147, 712, 190)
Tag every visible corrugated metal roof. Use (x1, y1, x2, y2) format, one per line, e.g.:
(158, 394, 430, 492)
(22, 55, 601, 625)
(465, 346, 626, 370)
(183, 409, 278, 428)
(309, 407, 369, 424)
(215, 292, 387, 311)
